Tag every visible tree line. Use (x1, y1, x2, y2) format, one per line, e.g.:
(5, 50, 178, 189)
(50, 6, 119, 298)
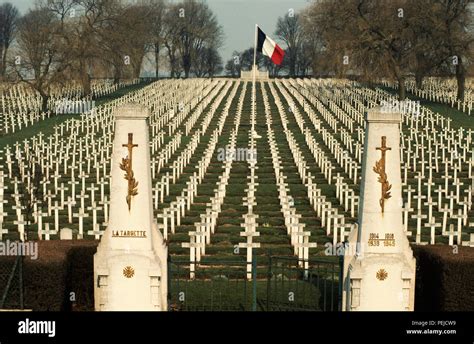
(1, 0, 472, 106)
(0, 0, 224, 110)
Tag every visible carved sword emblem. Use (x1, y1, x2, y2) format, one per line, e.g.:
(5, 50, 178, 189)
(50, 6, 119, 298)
(373, 136, 392, 213)
(120, 133, 139, 211)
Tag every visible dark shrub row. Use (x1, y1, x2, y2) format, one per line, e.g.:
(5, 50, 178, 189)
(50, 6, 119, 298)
(413, 245, 474, 311)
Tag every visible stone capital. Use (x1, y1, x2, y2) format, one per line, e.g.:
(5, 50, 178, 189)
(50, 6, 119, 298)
(114, 103, 150, 120)
(366, 107, 401, 123)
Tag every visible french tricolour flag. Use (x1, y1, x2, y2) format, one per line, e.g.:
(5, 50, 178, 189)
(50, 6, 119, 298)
(257, 27, 285, 65)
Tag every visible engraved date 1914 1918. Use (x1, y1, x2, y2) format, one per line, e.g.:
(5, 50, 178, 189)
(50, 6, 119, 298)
(368, 233, 395, 247)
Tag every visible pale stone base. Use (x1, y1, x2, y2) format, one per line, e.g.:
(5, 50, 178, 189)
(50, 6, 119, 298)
(343, 252, 416, 311)
(94, 222, 167, 311)
(240, 67, 269, 81)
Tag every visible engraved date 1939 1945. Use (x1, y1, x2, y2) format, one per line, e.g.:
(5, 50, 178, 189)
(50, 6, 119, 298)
(368, 233, 395, 247)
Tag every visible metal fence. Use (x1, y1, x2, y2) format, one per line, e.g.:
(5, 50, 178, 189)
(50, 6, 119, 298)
(0, 254, 24, 310)
(168, 258, 257, 311)
(168, 255, 343, 312)
(260, 256, 342, 311)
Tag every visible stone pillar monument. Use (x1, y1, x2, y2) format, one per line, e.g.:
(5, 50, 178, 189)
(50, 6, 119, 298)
(94, 103, 168, 311)
(342, 107, 416, 311)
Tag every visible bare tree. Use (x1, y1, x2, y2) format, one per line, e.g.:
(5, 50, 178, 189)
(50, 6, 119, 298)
(300, 10, 325, 77)
(146, 0, 167, 78)
(12, 8, 70, 111)
(45, 0, 91, 94)
(237, 47, 264, 71)
(165, 0, 223, 78)
(401, 0, 444, 88)
(225, 51, 241, 78)
(73, 0, 124, 90)
(0, 3, 19, 80)
(163, 3, 183, 78)
(119, 3, 154, 78)
(192, 46, 223, 77)
(307, 0, 418, 99)
(434, 0, 473, 100)
(275, 12, 302, 77)
(303, 0, 473, 100)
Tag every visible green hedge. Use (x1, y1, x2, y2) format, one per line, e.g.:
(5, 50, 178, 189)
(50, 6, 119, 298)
(0, 241, 98, 311)
(413, 245, 474, 311)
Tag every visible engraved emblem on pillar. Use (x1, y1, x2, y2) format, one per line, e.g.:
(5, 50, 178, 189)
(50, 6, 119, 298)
(120, 133, 139, 211)
(373, 136, 392, 213)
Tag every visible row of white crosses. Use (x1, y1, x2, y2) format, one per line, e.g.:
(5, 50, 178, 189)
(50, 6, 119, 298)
(269, 81, 354, 249)
(153, 81, 237, 207)
(1, 108, 51, 135)
(146, 79, 218, 135)
(277, 80, 360, 199)
(183, 132, 238, 279)
(0, 79, 142, 134)
(262, 82, 317, 271)
(151, 132, 182, 179)
(382, 77, 474, 115)
(87, 78, 141, 98)
(1, 83, 44, 134)
(298, 78, 474, 247)
(380, 87, 473, 246)
(287, 80, 364, 175)
(148, 79, 225, 182)
(2, 76, 472, 253)
(155, 80, 241, 234)
(179, 82, 246, 278)
(239, 85, 260, 280)
(166, 82, 235, 185)
(286, 78, 457, 247)
(163, 80, 223, 137)
(0, 78, 222, 241)
(276, 81, 361, 219)
(127, 79, 234, 234)
(181, 81, 227, 136)
(0, 171, 9, 239)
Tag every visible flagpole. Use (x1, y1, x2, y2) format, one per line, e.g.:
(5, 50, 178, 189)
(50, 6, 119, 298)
(253, 24, 258, 76)
(252, 24, 257, 134)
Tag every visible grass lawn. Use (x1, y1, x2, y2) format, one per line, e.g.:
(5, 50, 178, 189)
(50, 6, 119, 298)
(169, 279, 330, 311)
(0, 114, 77, 148)
(377, 85, 474, 130)
(0, 80, 153, 148)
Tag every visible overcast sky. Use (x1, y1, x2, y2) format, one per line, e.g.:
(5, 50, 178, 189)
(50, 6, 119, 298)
(202, 0, 309, 62)
(6, 0, 310, 63)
